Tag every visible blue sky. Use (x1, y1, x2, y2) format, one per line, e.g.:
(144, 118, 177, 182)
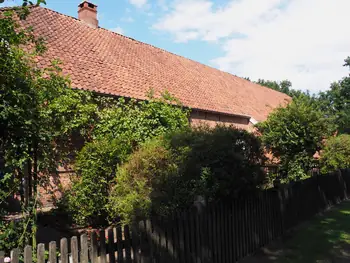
(1, 0, 350, 92)
(1, 0, 223, 68)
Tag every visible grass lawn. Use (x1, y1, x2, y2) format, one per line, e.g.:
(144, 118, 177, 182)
(242, 200, 350, 263)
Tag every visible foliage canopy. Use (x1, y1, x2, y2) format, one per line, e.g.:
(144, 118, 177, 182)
(320, 135, 350, 174)
(108, 125, 266, 224)
(258, 96, 335, 179)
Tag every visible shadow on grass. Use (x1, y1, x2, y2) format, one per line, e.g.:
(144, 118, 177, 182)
(242, 201, 350, 263)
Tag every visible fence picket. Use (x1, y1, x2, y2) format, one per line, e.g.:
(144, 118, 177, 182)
(131, 224, 140, 263)
(91, 232, 98, 263)
(159, 218, 167, 263)
(37, 243, 45, 263)
(49, 241, 57, 263)
(145, 220, 153, 263)
(10, 249, 19, 263)
(100, 230, 107, 263)
(183, 212, 191, 263)
(108, 228, 116, 263)
(177, 213, 185, 263)
(189, 212, 196, 263)
(0, 251, 4, 263)
(60, 238, 68, 263)
(207, 206, 214, 263)
(24, 245, 32, 263)
(116, 226, 124, 263)
(124, 225, 132, 263)
(5, 172, 350, 263)
(80, 234, 88, 263)
(71, 236, 79, 263)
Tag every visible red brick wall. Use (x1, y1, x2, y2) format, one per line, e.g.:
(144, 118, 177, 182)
(38, 168, 75, 208)
(36, 110, 255, 207)
(190, 110, 254, 131)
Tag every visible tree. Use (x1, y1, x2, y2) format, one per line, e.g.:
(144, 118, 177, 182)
(255, 79, 308, 98)
(66, 93, 190, 226)
(320, 135, 350, 174)
(108, 125, 266, 224)
(0, 0, 45, 6)
(318, 57, 350, 133)
(257, 96, 335, 180)
(0, 6, 97, 250)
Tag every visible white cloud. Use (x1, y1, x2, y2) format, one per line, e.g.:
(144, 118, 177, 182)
(129, 0, 147, 8)
(157, 0, 168, 11)
(121, 16, 134, 23)
(111, 26, 124, 35)
(153, 0, 350, 92)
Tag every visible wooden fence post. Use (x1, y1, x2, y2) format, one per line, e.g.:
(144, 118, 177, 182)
(49, 241, 57, 263)
(24, 245, 32, 263)
(37, 243, 45, 263)
(91, 231, 98, 263)
(131, 223, 140, 263)
(116, 226, 124, 263)
(0, 251, 4, 263)
(71, 236, 79, 263)
(60, 238, 69, 263)
(100, 230, 107, 263)
(124, 225, 132, 263)
(10, 249, 19, 263)
(108, 228, 116, 263)
(80, 234, 89, 263)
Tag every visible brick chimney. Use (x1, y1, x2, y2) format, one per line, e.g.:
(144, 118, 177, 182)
(78, 1, 98, 28)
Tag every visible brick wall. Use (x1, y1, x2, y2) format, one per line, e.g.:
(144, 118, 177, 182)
(36, 110, 256, 208)
(190, 109, 255, 131)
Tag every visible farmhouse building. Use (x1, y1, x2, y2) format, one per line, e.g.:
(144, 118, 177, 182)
(18, 1, 290, 132)
(5, 2, 291, 207)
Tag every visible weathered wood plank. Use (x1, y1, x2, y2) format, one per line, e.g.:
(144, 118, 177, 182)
(91, 232, 98, 263)
(116, 226, 124, 263)
(124, 225, 132, 263)
(108, 228, 116, 263)
(49, 241, 57, 263)
(177, 213, 185, 263)
(189, 212, 196, 263)
(100, 230, 107, 263)
(131, 224, 140, 263)
(71, 236, 79, 263)
(60, 238, 68, 263)
(24, 245, 32, 263)
(37, 243, 45, 263)
(11, 248, 19, 263)
(0, 251, 4, 263)
(207, 205, 214, 263)
(80, 234, 88, 263)
(159, 217, 167, 263)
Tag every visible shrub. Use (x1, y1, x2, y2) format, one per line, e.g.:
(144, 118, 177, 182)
(320, 135, 350, 173)
(168, 125, 266, 199)
(108, 125, 266, 224)
(66, 138, 129, 226)
(258, 96, 335, 177)
(66, 93, 190, 226)
(107, 139, 182, 224)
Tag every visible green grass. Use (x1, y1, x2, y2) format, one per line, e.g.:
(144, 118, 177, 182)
(244, 201, 350, 263)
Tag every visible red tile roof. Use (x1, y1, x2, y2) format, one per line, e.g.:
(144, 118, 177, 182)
(19, 6, 290, 121)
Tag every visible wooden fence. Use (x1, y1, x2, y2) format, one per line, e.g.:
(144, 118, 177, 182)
(2, 169, 350, 263)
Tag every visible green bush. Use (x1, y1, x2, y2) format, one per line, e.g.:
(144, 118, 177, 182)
(66, 93, 190, 226)
(258, 96, 335, 177)
(169, 125, 266, 199)
(108, 125, 266, 224)
(320, 135, 350, 173)
(66, 138, 129, 226)
(107, 138, 182, 224)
